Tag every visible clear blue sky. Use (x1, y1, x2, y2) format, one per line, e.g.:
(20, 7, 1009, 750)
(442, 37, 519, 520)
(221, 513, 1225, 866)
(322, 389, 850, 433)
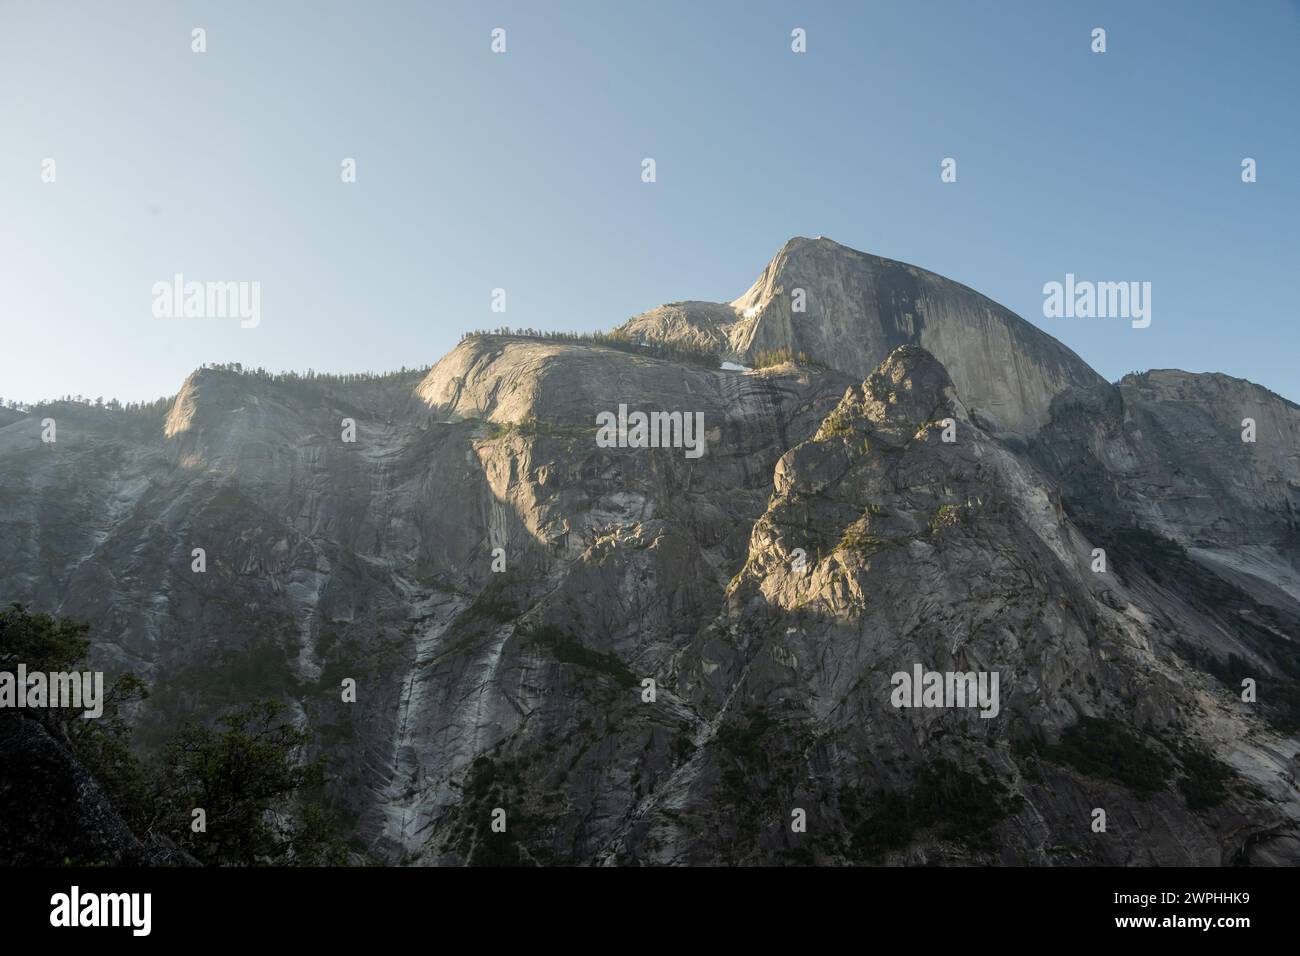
(2, 0, 1297, 405)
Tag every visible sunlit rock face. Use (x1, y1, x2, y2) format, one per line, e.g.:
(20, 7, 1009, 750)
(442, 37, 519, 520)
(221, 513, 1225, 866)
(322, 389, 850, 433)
(1, 239, 1297, 866)
(619, 236, 1104, 438)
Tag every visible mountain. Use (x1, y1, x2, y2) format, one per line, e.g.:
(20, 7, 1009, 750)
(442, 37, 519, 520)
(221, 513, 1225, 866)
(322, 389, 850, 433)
(2, 238, 1298, 866)
(619, 236, 1105, 438)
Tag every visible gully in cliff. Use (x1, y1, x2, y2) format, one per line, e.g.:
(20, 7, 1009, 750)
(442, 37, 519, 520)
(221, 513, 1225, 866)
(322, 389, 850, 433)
(595, 404, 706, 459)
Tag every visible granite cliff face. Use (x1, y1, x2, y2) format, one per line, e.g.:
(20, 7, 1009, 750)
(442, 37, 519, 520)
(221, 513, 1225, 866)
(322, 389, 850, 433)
(619, 236, 1104, 438)
(2, 239, 1298, 865)
(1033, 370, 1300, 610)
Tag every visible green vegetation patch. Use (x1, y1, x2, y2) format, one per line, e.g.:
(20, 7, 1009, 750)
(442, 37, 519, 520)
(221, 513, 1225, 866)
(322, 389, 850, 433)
(1021, 717, 1173, 794)
(0, 605, 358, 866)
(930, 503, 966, 532)
(1176, 745, 1236, 811)
(483, 417, 592, 440)
(518, 623, 637, 688)
(467, 576, 522, 623)
(716, 711, 778, 762)
(816, 406, 855, 440)
(837, 522, 887, 557)
(851, 759, 1011, 857)
(751, 347, 825, 369)
(462, 328, 720, 369)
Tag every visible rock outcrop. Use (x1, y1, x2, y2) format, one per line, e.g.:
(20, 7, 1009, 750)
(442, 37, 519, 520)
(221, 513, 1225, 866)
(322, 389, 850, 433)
(0, 715, 184, 865)
(619, 236, 1104, 438)
(1, 239, 1297, 866)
